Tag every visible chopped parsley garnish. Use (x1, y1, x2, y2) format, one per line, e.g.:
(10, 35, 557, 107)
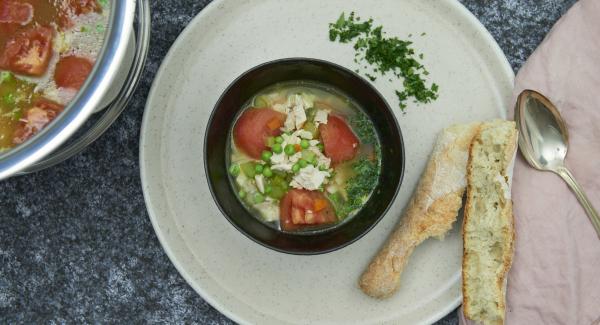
(329, 12, 373, 43)
(329, 12, 439, 111)
(328, 157, 380, 218)
(349, 113, 377, 144)
(365, 73, 377, 81)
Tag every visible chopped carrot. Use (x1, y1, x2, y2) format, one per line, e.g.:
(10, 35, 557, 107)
(267, 117, 281, 130)
(313, 199, 328, 212)
(294, 144, 302, 152)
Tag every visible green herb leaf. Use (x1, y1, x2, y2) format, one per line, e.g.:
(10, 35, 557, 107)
(328, 12, 439, 111)
(349, 113, 377, 144)
(329, 157, 380, 218)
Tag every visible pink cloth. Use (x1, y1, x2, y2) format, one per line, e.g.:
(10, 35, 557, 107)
(460, 0, 600, 324)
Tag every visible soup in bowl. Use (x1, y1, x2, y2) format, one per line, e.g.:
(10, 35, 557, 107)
(206, 58, 404, 254)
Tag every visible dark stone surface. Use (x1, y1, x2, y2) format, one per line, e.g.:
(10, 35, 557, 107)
(0, 0, 576, 323)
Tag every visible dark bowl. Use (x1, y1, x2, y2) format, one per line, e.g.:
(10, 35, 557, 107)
(204, 58, 404, 255)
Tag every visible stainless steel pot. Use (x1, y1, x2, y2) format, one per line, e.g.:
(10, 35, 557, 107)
(0, 0, 151, 179)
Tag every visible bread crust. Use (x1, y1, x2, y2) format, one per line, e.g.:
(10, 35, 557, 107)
(462, 122, 517, 325)
(359, 123, 481, 298)
(360, 190, 464, 298)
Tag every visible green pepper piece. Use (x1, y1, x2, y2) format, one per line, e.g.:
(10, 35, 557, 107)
(240, 162, 256, 178)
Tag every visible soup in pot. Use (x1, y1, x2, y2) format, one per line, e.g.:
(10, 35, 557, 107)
(0, 0, 109, 151)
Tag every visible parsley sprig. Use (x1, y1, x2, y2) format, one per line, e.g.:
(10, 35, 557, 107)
(329, 12, 439, 111)
(328, 157, 380, 218)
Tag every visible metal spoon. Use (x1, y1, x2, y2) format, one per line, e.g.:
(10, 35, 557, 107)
(515, 89, 600, 237)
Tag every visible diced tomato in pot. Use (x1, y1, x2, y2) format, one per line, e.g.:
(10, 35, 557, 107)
(0, 25, 54, 76)
(319, 115, 359, 164)
(57, 0, 101, 28)
(233, 108, 285, 159)
(54, 55, 94, 90)
(0, 1, 33, 25)
(68, 0, 101, 15)
(280, 189, 337, 231)
(12, 99, 64, 145)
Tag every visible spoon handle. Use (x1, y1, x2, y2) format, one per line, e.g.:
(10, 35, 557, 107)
(556, 166, 600, 238)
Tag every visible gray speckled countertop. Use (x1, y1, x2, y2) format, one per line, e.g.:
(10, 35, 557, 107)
(0, 0, 576, 323)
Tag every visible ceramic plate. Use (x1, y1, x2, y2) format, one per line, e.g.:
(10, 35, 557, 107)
(140, 0, 513, 324)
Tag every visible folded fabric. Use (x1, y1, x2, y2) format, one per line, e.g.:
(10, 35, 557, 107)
(460, 0, 600, 323)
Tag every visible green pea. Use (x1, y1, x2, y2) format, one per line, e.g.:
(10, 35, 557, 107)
(229, 164, 240, 177)
(263, 166, 273, 178)
(254, 164, 264, 174)
(300, 139, 309, 149)
(292, 164, 300, 173)
(317, 143, 325, 152)
(298, 159, 308, 168)
(253, 193, 265, 204)
(272, 143, 283, 154)
(319, 165, 328, 171)
(275, 136, 284, 144)
(238, 190, 246, 198)
(265, 136, 275, 148)
(264, 185, 273, 194)
(284, 144, 295, 156)
(261, 150, 273, 162)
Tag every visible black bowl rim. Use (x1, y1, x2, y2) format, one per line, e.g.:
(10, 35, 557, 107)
(203, 57, 405, 255)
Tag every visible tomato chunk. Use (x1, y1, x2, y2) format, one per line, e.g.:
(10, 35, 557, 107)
(233, 108, 285, 159)
(319, 115, 359, 164)
(13, 99, 64, 145)
(54, 55, 94, 90)
(0, 25, 53, 76)
(0, 1, 33, 25)
(68, 0, 101, 15)
(280, 189, 337, 231)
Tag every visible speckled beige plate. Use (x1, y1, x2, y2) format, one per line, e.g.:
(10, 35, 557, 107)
(140, 0, 513, 324)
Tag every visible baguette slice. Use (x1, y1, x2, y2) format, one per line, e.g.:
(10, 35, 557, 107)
(359, 122, 481, 298)
(462, 120, 518, 325)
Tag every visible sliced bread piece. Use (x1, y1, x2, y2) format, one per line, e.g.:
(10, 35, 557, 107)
(462, 120, 518, 325)
(359, 122, 481, 298)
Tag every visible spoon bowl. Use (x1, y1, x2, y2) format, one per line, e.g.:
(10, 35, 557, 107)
(515, 90, 569, 170)
(515, 89, 600, 237)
